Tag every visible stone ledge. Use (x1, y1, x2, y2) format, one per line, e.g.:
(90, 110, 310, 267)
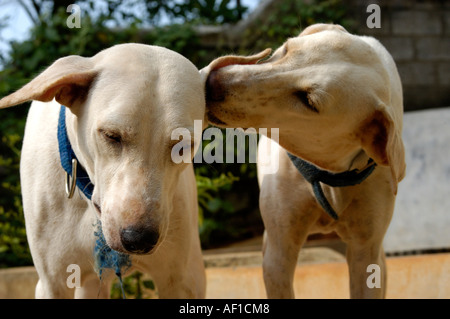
(1, 250, 449, 299)
(206, 252, 450, 299)
(0, 266, 38, 299)
(204, 247, 345, 268)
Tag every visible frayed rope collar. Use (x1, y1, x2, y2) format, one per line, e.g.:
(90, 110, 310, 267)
(287, 152, 376, 220)
(94, 220, 132, 298)
(58, 105, 131, 297)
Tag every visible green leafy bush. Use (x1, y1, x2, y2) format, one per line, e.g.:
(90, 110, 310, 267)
(0, 134, 31, 267)
(110, 271, 157, 299)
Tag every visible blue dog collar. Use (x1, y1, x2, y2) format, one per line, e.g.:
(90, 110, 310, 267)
(57, 105, 94, 200)
(287, 152, 376, 220)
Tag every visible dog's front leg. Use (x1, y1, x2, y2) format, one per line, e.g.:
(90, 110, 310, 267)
(261, 202, 316, 298)
(150, 265, 206, 299)
(74, 272, 113, 299)
(35, 278, 73, 299)
(138, 235, 206, 299)
(346, 241, 387, 298)
(339, 184, 395, 299)
(262, 230, 307, 299)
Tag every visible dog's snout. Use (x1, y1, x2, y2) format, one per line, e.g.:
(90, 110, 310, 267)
(120, 226, 159, 254)
(206, 70, 225, 102)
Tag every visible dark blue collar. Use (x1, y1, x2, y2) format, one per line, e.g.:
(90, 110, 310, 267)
(57, 105, 94, 200)
(287, 152, 376, 220)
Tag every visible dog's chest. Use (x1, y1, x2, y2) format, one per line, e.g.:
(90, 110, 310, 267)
(311, 210, 339, 234)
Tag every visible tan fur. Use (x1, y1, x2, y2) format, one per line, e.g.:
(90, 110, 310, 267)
(0, 44, 206, 298)
(202, 24, 406, 298)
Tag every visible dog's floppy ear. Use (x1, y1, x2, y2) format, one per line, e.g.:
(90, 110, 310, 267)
(200, 49, 272, 85)
(0, 55, 97, 109)
(360, 107, 406, 195)
(203, 48, 272, 73)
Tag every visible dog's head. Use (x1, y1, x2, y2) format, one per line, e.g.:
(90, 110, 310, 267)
(202, 23, 405, 194)
(0, 44, 205, 254)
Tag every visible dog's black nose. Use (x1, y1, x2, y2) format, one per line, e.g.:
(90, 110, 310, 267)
(120, 226, 159, 254)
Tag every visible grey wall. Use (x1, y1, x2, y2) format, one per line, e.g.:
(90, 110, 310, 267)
(349, 0, 450, 111)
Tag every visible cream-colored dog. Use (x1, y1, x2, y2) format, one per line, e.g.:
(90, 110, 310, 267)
(0, 44, 206, 298)
(202, 24, 406, 298)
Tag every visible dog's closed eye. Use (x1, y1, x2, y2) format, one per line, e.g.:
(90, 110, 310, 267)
(99, 129, 122, 145)
(294, 90, 319, 113)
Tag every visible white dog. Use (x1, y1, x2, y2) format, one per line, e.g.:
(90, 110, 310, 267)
(0, 44, 206, 298)
(202, 24, 406, 298)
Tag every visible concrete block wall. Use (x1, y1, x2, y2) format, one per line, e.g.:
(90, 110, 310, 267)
(349, 0, 450, 111)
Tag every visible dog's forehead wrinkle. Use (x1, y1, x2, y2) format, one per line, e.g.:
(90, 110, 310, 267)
(289, 32, 376, 66)
(97, 112, 139, 135)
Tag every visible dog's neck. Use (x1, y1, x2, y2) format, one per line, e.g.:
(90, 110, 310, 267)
(348, 149, 374, 172)
(287, 151, 377, 220)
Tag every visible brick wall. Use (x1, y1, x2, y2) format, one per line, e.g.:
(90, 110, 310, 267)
(349, 0, 450, 111)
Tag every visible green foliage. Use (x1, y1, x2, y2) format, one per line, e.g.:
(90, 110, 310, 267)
(194, 128, 263, 248)
(196, 169, 240, 247)
(0, 0, 354, 268)
(240, 0, 354, 53)
(110, 271, 157, 299)
(143, 0, 247, 25)
(0, 135, 31, 267)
